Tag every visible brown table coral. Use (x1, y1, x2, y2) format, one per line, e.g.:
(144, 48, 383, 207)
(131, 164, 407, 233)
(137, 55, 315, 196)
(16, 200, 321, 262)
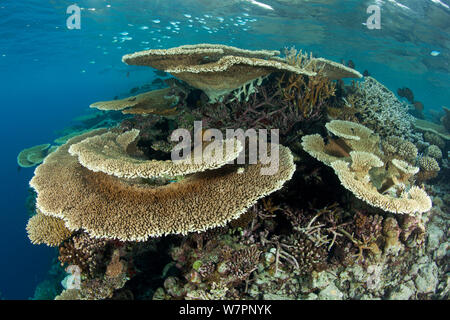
(29, 129, 296, 241)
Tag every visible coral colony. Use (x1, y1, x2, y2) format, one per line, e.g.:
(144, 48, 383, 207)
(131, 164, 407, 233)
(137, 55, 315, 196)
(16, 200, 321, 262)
(23, 44, 449, 300)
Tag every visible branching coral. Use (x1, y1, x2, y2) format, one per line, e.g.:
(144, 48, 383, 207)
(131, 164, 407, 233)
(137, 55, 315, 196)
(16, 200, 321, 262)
(58, 232, 110, 277)
(382, 136, 418, 164)
(194, 74, 323, 141)
(345, 77, 420, 142)
(425, 145, 443, 160)
(26, 211, 72, 247)
(277, 71, 336, 119)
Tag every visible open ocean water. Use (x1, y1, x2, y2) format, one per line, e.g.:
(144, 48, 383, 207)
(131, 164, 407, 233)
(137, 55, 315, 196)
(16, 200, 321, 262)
(0, 0, 448, 300)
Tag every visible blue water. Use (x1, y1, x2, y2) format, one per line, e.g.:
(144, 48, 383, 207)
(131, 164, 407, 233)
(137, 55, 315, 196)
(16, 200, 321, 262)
(0, 0, 449, 299)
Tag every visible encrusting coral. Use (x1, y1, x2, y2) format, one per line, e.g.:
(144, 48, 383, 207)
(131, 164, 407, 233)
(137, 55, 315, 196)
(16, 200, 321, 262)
(26, 211, 72, 247)
(30, 129, 296, 241)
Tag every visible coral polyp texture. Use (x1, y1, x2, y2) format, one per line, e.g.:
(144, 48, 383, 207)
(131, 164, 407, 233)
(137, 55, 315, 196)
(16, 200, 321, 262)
(30, 129, 295, 241)
(302, 120, 432, 215)
(68, 129, 244, 179)
(122, 43, 320, 101)
(90, 88, 180, 116)
(26, 211, 72, 247)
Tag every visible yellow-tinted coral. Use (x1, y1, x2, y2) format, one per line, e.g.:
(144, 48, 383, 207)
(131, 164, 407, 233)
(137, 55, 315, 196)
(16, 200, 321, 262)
(68, 129, 243, 179)
(54, 289, 81, 300)
(30, 130, 295, 241)
(90, 88, 179, 116)
(331, 159, 431, 215)
(26, 211, 72, 247)
(305, 57, 363, 80)
(123, 44, 315, 101)
(302, 120, 432, 215)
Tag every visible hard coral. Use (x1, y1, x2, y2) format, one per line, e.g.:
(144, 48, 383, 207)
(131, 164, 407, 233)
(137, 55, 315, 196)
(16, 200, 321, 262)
(31, 129, 295, 241)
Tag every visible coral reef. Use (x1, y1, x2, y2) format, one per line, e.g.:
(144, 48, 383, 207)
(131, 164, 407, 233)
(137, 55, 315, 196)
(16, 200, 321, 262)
(25, 43, 448, 301)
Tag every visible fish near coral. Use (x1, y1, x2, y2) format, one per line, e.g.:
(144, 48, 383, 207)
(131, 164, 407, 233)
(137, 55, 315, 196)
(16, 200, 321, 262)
(397, 87, 414, 104)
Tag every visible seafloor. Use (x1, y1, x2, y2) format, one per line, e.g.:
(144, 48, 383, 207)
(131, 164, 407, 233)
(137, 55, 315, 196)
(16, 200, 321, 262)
(22, 44, 449, 300)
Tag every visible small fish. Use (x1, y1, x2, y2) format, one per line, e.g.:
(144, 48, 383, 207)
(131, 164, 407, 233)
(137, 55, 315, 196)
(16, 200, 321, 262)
(126, 71, 130, 78)
(430, 50, 440, 56)
(152, 19, 161, 23)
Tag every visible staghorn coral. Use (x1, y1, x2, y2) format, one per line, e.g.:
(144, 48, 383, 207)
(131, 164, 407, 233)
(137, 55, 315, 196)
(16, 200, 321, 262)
(69, 129, 243, 179)
(30, 130, 296, 241)
(193, 73, 325, 144)
(26, 211, 72, 247)
(278, 234, 328, 276)
(277, 71, 336, 119)
(90, 88, 179, 116)
(17, 144, 52, 168)
(227, 246, 262, 282)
